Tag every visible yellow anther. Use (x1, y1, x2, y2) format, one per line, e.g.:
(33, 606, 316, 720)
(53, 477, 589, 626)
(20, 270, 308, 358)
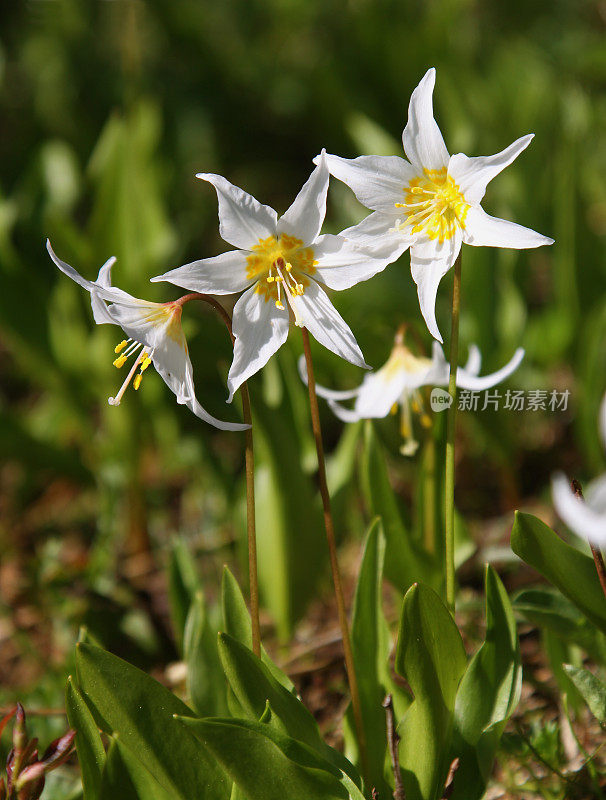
(113, 355, 127, 368)
(275, 300, 285, 310)
(133, 374, 143, 391)
(297, 284, 304, 294)
(140, 356, 152, 372)
(394, 202, 405, 208)
(420, 413, 432, 429)
(114, 340, 128, 354)
(267, 276, 275, 283)
(285, 262, 292, 271)
(390, 403, 398, 415)
(411, 398, 421, 414)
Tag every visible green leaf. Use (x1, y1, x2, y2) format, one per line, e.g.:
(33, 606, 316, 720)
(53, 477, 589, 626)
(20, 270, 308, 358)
(361, 422, 434, 592)
(451, 565, 522, 800)
(66, 677, 106, 800)
(217, 632, 359, 785)
(179, 716, 350, 800)
(168, 538, 200, 654)
(99, 737, 173, 800)
(563, 665, 606, 724)
(395, 583, 467, 800)
(75, 642, 230, 800)
(511, 511, 606, 634)
(221, 566, 294, 691)
(184, 590, 227, 716)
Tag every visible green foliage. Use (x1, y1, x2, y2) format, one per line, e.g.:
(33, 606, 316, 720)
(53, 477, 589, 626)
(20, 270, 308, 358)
(183, 590, 227, 717)
(563, 665, 606, 725)
(65, 678, 105, 800)
(98, 738, 173, 800)
(167, 538, 200, 654)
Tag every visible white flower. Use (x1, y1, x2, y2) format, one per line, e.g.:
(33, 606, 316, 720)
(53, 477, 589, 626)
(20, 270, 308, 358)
(316, 68, 554, 342)
(151, 154, 392, 402)
(47, 240, 248, 431)
(552, 396, 606, 547)
(299, 327, 524, 455)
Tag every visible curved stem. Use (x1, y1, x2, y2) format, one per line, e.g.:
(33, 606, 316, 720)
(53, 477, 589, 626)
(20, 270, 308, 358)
(301, 328, 368, 783)
(444, 252, 462, 616)
(183, 292, 261, 657)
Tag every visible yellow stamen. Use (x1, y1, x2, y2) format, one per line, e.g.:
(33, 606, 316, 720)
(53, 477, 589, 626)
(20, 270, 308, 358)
(113, 354, 127, 368)
(140, 356, 152, 372)
(275, 300, 285, 310)
(133, 374, 142, 390)
(394, 168, 469, 243)
(114, 340, 128, 354)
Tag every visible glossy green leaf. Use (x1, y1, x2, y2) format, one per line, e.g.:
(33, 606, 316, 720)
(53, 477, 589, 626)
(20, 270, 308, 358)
(361, 422, 434, 592)
(184, 590, 227, 716)
(395, 583, 467, 800)
(221, 566, 294, 691)
(168, 538, 200, 654)
(451, 566, 522, 800)
(563, 665, 606, 724)
(511, 511, 606, 634)
(180, 716, 349, 800)
(66, 676, 106, 800)
(76, 642, 230, 800)
(99, 737, 173, 800)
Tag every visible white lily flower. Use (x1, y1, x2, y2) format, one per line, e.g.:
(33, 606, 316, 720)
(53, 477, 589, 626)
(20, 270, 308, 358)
(299, 327, 524, 455)
(151, 154, 392, 402)
(47, 240, 248, 431)
(316, 68, 554, 342)
(552, 395, 606, 547)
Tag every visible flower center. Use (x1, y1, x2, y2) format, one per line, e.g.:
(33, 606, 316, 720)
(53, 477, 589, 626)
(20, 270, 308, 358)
(247, 234, 318, 320)
(394, 167, 469, 243)
(109, 339, 154, 405)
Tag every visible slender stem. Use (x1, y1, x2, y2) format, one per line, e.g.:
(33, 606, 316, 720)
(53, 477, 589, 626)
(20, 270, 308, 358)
(382, 694, 405, 800)
(184, 292, 261, 657)
(301, 328, 368, 783)
(441, 758, 460, 800)
(444, 252, 462, 616)
(572, 479, 606, 602)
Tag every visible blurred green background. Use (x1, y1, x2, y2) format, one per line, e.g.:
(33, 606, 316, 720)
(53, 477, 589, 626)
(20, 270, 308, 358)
(1, 0, 605, 720)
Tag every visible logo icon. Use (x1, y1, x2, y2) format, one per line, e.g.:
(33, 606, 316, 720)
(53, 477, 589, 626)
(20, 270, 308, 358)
(430, 388, 453, 412)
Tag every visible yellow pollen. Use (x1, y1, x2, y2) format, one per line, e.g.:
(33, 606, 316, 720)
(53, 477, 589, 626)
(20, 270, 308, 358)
(133, 374, 143, 391)
(275, 300, 285, 310)
(113, 354, 127, 368)
(114, 340, 128, 354)
(247, 234, 316, 307)
(140, 356, 152, 372)
(394, 167, 469, 243)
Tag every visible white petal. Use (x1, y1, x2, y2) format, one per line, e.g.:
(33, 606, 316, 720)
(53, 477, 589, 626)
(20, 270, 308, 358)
(463, 344, 482, 376)
(455, 348, 524, 390)
(316, 153, 416, 214)
(151, 250, 252, 294)
(96, 256, 117, 288)
(448, 135, 534, 205)
(402, 68, 450, 171)
(277, 153, 329, 245)
(48, 239, 96, 293)
(196, 173, 278, 250)
(327, 399, 364, 424)
(179, 365, 250, 431)
(421, 341, 450, 386)
(353, 369, 408, 419)
(410, 232, 462, 343)
(552, 473, 606, 547)
(227, 284, 290, 402)
(297, 354, 361, 401)
(463, 207, 554, 249)
(339, 211, 412, 259)
(312, 233, 397, 291)
(291, 279, 368, 369)
(586, 474, 606, 515)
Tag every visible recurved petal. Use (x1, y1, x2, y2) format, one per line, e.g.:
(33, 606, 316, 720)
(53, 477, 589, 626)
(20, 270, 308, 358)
(402, 68, 450, 171)
(277, 152, 329, 245)
(463, 344, 482, 376)
(312, 233, 397, 291)
(291, 279, 369, 369)
(410, 232, 462, 343)
(47, 239, 96, 292)
(448, 135, 534, 205)
(316, 153, 416, 214)
(196, 173, 278, 250)
(180, 366, 250, 431)
(151, 250, 252, 294)
(297, 354, 361, 401)
(552, 472, 606, 547)
(339, 211, 412, 259)
(455, 347, 524, 390)
(463, 207, 554, 249)
(352, 367, 409, 419)
(227, 284, 290, 402)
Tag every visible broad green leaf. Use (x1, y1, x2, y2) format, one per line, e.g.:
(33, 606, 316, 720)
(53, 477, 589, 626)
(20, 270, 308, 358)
(451, 566, 522, 800)
(99, 737, 173, 800)
(361, 422, 434, 592)
(168, 538, 200, 654)
(66, 677, 106, 800)
(217, 632, 359, 784)
(395, 583, 467, 800)
(75, 642, 230, 800)
(180, 717, 349, 800)
(563, 665, 606, 724)
(221, 566, 294, 691)
(184, 590, 227, 716)
(511, 511, 606, 634)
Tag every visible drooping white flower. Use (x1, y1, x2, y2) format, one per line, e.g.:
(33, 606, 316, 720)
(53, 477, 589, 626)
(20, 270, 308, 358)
(151, 154, 392, 402)
(299, 327, 524, 455)
(316, 68, 554, 342)
(47, 240, 248, 431)
(552, 396, 606, 547)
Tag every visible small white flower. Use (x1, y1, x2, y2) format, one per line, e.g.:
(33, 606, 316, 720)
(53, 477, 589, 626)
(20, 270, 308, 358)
(299, 327, 524, 455)
(47, 240, 248, 431)
(151, 154, 392, 402)
(552, 396, 606, 547)
(316, 68, 554, 342)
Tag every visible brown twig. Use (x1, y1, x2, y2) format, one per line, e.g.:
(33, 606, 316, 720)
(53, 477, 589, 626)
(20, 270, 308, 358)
(572, 479, 606, 602)
(382, 694, 405, 800)
(440, 757, 460, 800)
